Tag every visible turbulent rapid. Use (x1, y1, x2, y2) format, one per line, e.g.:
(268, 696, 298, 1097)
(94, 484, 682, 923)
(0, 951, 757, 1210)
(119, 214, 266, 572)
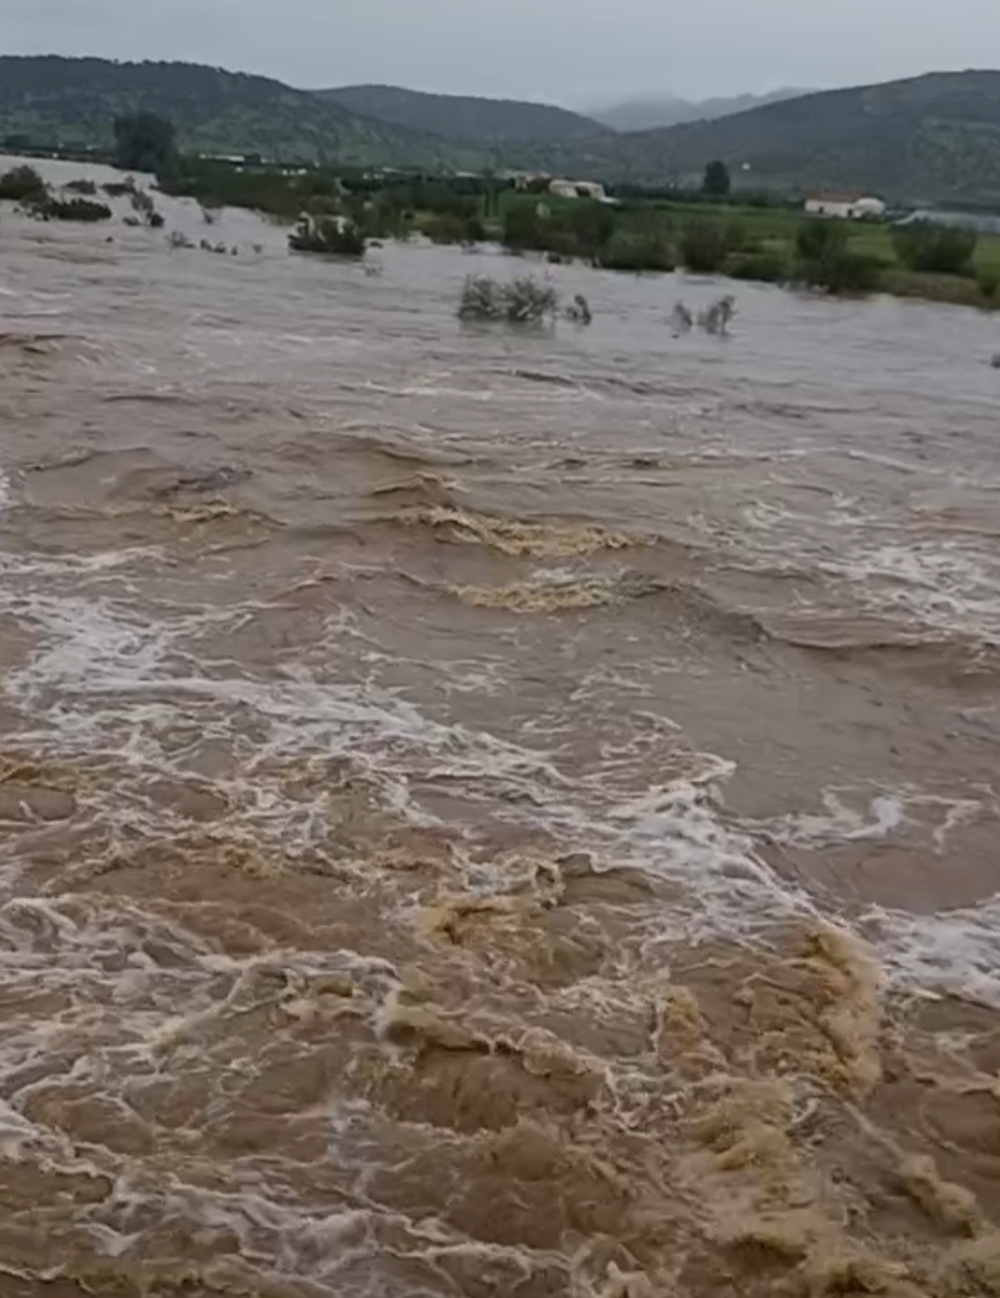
(3, 156, 1000, 1298)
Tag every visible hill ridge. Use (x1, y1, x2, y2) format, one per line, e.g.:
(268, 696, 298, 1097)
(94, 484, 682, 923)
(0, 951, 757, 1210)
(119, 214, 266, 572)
(315, 83, 608, 144)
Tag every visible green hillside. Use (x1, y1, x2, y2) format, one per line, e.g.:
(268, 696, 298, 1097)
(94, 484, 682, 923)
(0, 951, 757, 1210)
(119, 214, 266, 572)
(318, 84, 607, 145)
(609, 71, 1000, 202)
(0, 56, 483, 169)
(6, 58, 1000, 204)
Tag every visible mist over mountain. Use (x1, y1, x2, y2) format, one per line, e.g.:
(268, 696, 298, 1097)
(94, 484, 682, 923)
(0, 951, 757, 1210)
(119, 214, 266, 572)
(589, 88, 811, 132)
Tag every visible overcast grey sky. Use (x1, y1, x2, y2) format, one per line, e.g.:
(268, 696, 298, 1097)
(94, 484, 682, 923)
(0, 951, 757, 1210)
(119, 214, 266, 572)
(3, 0, 992, 106)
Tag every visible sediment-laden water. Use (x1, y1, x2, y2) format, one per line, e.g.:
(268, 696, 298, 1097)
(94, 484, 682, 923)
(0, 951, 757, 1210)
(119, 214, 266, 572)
(3, 157, 1000, 1297)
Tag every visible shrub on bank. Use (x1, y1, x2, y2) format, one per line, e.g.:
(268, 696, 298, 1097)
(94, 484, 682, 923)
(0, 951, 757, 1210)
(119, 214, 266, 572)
(679, 218, 729, 273)
(798, 249, 882, 294)
(725, 250, 788, 283)
(795, 218, 847, 261)
(502, 198, 618, 263)
(892, 222, 977, 275)
(598, 230, 675, 272)
(793, 219, 880, 293)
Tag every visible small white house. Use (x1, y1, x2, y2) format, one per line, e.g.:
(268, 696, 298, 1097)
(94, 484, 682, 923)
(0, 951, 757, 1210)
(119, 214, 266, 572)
(804, 192, 886, 220)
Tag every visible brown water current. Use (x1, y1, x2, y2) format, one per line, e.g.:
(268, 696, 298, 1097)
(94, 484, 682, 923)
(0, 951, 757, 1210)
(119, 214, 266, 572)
(4, 158, 1000, 1296)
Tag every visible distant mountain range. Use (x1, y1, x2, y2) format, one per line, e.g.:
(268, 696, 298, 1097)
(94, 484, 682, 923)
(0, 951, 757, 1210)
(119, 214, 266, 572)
(589, 89, 811, 132)
(3, 57, 1000, 203)
(317, 84, 607, 145)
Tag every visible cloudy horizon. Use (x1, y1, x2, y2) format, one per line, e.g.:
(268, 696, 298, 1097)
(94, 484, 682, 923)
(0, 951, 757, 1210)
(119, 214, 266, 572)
(4, 0, 995, 109)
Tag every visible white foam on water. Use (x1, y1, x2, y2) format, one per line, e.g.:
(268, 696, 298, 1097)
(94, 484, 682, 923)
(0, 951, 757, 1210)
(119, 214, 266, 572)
(4, 541, 1000, 1010)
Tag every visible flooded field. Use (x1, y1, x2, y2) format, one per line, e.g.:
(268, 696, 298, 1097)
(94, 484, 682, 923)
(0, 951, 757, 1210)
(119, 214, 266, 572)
(3, 156, 1000, 1297)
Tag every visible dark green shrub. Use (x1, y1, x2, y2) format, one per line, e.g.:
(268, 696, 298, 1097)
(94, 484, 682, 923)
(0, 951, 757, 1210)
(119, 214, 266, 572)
(502, 201, 547, 250)
(0, 165, 47, 203)
(102, 180, 135, 198)
(977, 266, 1000, 299)
(725, 250, 788, 283)
(679, 218, 728, 273)
(800, 250, 882, 294)
(502, 198, 618, 261)
(566, 201, 617, 259)
(795, 218, 847, 261)
(64, 178, 97, 196)
(892, 222, 977, 275)
(35, 196, 112, 222)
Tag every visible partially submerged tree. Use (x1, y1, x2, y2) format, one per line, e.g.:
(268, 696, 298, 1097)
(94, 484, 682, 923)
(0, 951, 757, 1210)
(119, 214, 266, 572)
(130, 187, 165, 228)
(34, 196, 113, 222)
(288, 214, 366, 257)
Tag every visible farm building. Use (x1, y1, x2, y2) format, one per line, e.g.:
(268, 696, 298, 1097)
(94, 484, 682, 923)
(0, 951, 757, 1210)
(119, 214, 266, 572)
(804, 192, 887, 220)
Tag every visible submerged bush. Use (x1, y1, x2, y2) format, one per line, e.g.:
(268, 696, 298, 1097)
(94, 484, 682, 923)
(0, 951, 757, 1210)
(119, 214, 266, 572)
(0, 164, 47, 203)
(458, 274, 557, 323)
(64, 178, 97, 196)
(679, 218, 729, 273)
(129, 187, 165, 228)
(288, 215, 366, 257)
(892, 222, 977, 275)
(35, 196, 112, 222)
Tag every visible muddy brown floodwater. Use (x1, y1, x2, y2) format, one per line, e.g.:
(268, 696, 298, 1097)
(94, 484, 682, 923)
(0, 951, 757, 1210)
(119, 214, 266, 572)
(3, 157, 1000, 1297)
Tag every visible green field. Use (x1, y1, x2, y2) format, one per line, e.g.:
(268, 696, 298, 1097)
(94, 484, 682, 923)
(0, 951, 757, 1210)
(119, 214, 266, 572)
(488, 191, 1000, 309)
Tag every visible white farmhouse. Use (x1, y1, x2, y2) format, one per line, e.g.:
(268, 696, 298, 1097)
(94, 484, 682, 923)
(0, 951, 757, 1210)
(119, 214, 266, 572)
(804, 191, 886, 220)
